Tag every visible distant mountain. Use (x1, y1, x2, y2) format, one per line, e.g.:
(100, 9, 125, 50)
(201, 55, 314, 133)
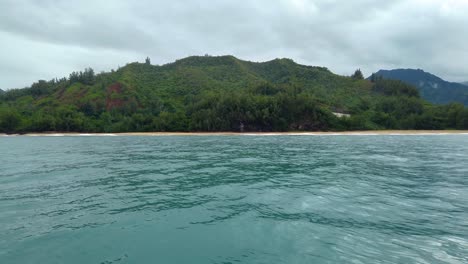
(370, 69, 468, 106)
(0, 89, 4, 94)
(461, 82, 468, 87)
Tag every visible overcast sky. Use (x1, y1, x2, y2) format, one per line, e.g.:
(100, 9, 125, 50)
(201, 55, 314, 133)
(1, 0, 467, 90)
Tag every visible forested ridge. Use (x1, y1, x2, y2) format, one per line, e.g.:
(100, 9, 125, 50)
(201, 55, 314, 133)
(1, 55, 468, 133)
(371, 69, 468, 106)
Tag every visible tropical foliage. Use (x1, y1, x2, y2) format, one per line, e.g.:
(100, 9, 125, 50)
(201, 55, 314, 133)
(1, 56, 467, 133)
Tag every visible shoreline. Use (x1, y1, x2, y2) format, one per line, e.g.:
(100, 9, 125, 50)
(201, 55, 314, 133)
(2, 130, 468, 137)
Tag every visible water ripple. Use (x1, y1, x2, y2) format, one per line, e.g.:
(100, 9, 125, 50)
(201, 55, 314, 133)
(1, 135, 468, 263)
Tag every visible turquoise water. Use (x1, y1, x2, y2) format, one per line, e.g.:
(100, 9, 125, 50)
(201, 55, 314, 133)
(1, 135, 468, 264)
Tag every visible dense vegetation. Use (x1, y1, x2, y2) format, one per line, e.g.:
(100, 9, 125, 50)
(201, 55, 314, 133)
(1, 55, 468, 133)
(372, 69, 468, 106)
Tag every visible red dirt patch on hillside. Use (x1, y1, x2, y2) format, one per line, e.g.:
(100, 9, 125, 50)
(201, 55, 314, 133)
(106, 83, 125, 111)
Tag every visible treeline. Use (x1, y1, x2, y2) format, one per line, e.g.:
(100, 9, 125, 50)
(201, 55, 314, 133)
(0, 85, 336, 133)
(1, 68, 99, 102)
(1, 78, 468, 133)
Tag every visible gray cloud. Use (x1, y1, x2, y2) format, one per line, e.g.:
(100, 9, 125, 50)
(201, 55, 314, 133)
(1, 0, 467, 89)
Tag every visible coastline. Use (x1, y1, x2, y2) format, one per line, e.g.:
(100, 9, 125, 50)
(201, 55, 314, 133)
(2, 130, 468, 136)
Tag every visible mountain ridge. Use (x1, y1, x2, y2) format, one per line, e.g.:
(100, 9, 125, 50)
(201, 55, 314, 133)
(370, 68, 468, 106)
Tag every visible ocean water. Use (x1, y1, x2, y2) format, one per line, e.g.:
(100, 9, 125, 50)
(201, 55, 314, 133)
(1, 135, 468, 264)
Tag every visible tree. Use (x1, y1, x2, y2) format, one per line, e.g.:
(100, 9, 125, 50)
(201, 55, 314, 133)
(352, 69, 364, 80)
(373, 79, 420, 98)
(0, 108, 21, 133)
(369, 73, 383, 82)
(30, 80, 49, 97)
(69, 71, 80, 83)
(82, 67, 95, 85)
(69, 68, 95, 85)
(145, 57, 151, 65)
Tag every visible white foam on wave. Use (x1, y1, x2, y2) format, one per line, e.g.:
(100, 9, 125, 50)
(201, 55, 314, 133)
(72, 133, 118, 137)
(46, 134, 66, 137)
(385, 133, 468, 136)
(241, 132, 383, 136)
(24, 133, 119, 137)
(77, 133, 117, 136)
(241, 133, 283, 136)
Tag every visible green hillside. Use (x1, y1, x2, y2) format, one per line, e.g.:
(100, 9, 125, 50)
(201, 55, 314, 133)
(1, 55, 468, 133)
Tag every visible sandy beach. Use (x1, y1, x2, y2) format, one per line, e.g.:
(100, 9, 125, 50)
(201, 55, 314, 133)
(1, 130, 468, 137)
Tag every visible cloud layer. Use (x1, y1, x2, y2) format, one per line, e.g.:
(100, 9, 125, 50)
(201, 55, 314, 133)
(1, 0, 467, 89)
